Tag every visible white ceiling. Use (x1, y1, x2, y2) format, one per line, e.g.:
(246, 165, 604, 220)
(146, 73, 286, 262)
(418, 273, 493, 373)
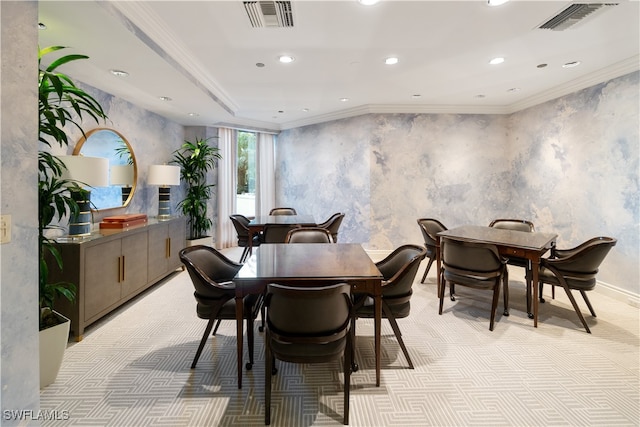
(38, 0, 639, 132)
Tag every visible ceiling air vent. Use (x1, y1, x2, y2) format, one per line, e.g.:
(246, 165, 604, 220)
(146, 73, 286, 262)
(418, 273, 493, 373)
(243, 1, 294, 28)
(538, 3, 618, 31)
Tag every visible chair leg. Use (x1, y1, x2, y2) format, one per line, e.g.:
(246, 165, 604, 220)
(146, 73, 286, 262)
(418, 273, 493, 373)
(561, 284, 591, 333)
(240, 246, 250, 263)
(438, 274, 446, 315)
(192, 317, 217, 369)
(343, 333, 351, 425)
(502, 269, 510, 317)
(212, 318, 222, 336)
(265, 336, 272, 425)
(245, 316, 254, 370)
(420, 257, 434, 284)
(450, 283, 456, 301)
(350, 316, 359, 372)
(382, 303, 414, 369)
(580, 290, 597, 317)
(489, 282, 501, 331)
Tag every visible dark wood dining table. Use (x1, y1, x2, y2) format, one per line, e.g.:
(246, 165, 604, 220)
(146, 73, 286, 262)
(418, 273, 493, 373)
(246, 214, 317, 252)
(436, 225, 557, 327)
(233, 243, 383, 389)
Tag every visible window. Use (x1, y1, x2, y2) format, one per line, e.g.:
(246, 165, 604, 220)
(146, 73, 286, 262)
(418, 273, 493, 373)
(236, 131, 256, 217)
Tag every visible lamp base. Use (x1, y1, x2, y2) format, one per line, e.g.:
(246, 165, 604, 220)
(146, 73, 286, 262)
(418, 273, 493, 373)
(157, 187, 172, 218)
(69, 189, 92, 236)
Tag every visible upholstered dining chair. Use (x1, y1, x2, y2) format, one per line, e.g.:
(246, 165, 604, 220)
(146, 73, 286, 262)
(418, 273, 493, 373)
(489, 218, 536, 310)
(416, 218, 448, 283)
(285, 227, 334, 243)
(269, 207, 297, 215)
(439, 237, 509, 331)
(538, 236, 616, 333)
(262, 223, 301, 243)
(351, 244, 426, 370)
(179, 246, 262, 370)
(230, 214, 260, 263)
(264, 283, 353, 425)
(316, 212, 345, 242)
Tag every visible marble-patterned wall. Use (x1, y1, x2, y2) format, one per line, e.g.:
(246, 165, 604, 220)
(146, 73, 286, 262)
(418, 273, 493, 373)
(1, 0, 40, 420)
(276, 71, 639, 296)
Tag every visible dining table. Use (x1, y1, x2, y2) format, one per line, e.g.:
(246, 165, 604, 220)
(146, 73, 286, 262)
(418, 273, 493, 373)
(436, 225, 557, 327)
(246, 214, 317, 253)
(233, 243, 383, 389)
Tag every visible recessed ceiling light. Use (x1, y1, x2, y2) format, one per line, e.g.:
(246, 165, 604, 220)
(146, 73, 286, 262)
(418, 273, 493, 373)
(159, 96, 172, 101)
(562, 61, 581, 68)
(487, 0, 510, 6)
(489, 57, 505, 65)
(537, 63, 548, 68)
(411, 94, 422, 99)
(475, 94, 486, 99)
(188, 112, 199, 117)
(359, 0, 380, 5)
(385, 57, 399, 65)
(256, 62, 265, 68)
(302, 108, 309, 112)
(340, 98, 349, 102)
(110, 69, 129, 77)
(278, 55, 295, 63)
(38, 22, 47, 30)
(507, 87, 520, 93)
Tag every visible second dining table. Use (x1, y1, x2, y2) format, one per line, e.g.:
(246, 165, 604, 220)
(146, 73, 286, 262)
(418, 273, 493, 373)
(233, 243, 383, 389)
(246, 214, 317, 252)
(436, 225, 557, 327)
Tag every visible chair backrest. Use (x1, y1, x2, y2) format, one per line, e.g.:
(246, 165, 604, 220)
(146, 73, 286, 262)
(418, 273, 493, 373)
(269, 207, 297, 215)
(417, 218, 447, 247)
(265, 283, 351, 337)
(179, 245, 241, 301)
(489, 218, 535, 232)
(441, 237, 504, 274)
(376, 244, 427, 298)
(229, 214, 250, 244)
(285, 227, 334, 243)
(318, 212, 345, 242)
(546, 236, 616, 275)
(262, 223, 301, 243)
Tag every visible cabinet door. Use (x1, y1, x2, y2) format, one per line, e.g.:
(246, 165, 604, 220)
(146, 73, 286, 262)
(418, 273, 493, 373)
(168, 219, 186, 271)
(147, 223, 169, 283)
(120, 232, 149, 298)
(84, 239, 122, 321)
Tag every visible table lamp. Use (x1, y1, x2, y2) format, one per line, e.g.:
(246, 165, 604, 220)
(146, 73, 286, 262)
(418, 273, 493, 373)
(147, 165, 181, 219)
(57, 155, 109, 236)
(110, 164, 135, 205)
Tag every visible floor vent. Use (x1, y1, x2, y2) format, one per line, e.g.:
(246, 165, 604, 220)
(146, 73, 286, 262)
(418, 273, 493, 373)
(538, 3, 618, 31)
(243, 1, 294, 28)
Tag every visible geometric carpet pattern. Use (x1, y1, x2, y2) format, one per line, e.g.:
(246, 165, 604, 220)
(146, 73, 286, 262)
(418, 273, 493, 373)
(40, 248, 639, 426)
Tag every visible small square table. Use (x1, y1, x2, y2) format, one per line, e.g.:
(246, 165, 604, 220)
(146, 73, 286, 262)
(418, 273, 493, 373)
(437, 225, 557, 327)
(234, 243, 383, 388)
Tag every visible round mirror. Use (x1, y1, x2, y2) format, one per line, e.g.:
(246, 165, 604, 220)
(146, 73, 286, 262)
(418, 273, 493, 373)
(73, 128, 137, 210)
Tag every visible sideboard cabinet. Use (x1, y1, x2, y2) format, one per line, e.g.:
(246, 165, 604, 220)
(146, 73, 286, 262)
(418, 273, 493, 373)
(50, 217, 186, 340)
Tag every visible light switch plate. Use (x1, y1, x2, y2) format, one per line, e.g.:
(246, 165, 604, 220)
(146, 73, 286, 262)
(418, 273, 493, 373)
(1, 215, 11, 244)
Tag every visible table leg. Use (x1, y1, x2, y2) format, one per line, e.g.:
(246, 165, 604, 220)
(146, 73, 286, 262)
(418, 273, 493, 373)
(531, 257, 540, 328)
(236, 296, 244, 389)
(435, 237, 442, 296)
(374, 293, 381, 387)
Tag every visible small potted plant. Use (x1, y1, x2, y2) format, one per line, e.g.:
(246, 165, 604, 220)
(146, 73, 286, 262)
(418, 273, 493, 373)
(172, 136, 221, 244)
(38, 45, 108, 387)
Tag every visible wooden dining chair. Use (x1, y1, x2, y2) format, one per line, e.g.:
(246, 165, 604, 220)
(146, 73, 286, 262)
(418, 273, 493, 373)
(285, 227, 333, 243)
(269, 207, 297, 215)
(416, 218, 448, 283)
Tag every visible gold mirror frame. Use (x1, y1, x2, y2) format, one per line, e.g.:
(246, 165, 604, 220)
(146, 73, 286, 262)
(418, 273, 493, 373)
(73, 128, 138, 210)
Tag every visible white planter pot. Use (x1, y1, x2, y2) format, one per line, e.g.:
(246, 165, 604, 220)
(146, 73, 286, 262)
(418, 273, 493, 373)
(39, 310, 70, 389)
(186, 236, 213, 247)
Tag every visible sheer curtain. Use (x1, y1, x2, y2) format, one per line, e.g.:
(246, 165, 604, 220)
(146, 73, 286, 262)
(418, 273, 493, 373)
(256, 132, 276, 216)
(216, 127, 237, 249)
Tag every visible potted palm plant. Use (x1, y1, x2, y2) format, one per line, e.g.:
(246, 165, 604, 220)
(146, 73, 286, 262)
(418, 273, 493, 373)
(38, 45, 108, 387)
(171, 136, 221, 244)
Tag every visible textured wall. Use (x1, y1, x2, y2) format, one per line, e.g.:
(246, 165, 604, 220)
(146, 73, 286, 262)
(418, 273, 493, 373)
(1, 0, 40, 420)
(276, 72, 639, 295)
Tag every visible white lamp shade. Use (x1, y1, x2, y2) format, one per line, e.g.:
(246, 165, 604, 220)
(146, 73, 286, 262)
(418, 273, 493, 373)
(57, 155, 109, 187)
(110, 164, 134, 186)
(148, 165, 180, 186)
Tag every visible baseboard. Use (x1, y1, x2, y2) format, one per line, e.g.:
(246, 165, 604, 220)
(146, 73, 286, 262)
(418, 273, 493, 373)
(595, 280, 640, 308)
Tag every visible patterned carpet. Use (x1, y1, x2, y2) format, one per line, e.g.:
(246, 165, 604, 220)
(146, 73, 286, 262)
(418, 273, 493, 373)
(40, 248, 639, 426)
